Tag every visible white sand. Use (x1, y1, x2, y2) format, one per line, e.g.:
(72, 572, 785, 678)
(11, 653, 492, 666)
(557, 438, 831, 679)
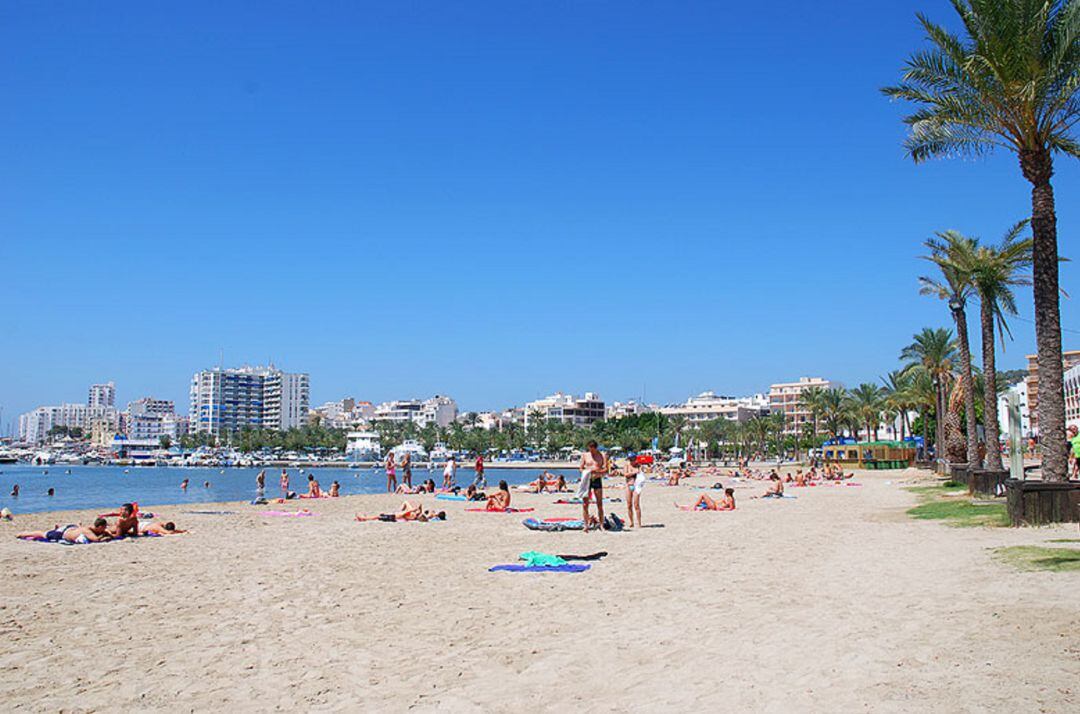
(1, 469, 1078, 711)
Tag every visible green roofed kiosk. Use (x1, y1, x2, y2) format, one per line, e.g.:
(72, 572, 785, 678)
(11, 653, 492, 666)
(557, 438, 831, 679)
(822, 441, 916, 470)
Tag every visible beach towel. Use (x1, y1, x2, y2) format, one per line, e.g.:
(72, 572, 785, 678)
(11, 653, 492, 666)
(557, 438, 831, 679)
(523, 518, 584, 531)
(259, 510, 316, 517)
(182, 511, 236, 515)
(489, 564, 590, 573)
(556, 551, 608, 561)
(575, 469, 591, 500)
(436, 493, 467, 501)
(518, 551, 567, 567)
(554, 497, 622, 504)
(676, 504, 734, 511)
(465, 507, 534, 513)
(20, 533, 161, 545)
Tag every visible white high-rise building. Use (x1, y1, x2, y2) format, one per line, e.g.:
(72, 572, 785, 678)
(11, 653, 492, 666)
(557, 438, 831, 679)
(189, 365, 309, 437)
(88, 382, 116, 409)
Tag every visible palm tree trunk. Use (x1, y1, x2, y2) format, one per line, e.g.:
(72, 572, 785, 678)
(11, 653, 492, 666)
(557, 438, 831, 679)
(935, 381, 945, 464)
(1021, 149, 1067, 481)
(980, 299, 1004, 470)
(953, 307, 980, 468)
(921, 408, 928, 459)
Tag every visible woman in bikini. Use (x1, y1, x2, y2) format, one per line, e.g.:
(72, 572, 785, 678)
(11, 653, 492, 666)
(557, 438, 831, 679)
(385, 452, 397, 493)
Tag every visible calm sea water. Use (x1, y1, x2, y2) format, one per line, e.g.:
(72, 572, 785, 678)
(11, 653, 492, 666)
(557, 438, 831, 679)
(0, 464, 579, 515)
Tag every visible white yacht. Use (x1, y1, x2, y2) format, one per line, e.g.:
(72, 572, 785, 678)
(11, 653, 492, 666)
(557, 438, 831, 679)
(345, 431, 381, 462)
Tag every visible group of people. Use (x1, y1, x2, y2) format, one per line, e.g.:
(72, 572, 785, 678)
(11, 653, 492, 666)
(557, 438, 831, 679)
(16, 502, 185, 543)
(384, 452, 488, 493)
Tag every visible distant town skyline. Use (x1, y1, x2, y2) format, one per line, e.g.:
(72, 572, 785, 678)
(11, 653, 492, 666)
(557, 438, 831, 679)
(1, 1, 1077, 432)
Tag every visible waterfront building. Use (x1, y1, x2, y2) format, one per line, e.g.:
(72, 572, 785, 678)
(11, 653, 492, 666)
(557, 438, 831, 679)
(1063, 364, 1080, 433)
(127, 397, 175, 417)
(345, 431, 381, 461)
(88, 382, 116, 409)
(19, 403, 119, 444)
(189, 365, 310, 437)
(1025, 350, 1080, 436)
(524, 392, 605, 430)
(768, 377, 839, 435)
(659, 391, 768, 424)
(372, 396, 458, 428)
(310, 398, 375, 429)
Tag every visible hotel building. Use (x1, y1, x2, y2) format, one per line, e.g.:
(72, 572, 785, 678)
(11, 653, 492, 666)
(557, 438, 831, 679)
(524, 392, 606, 430)
(659, 391, 769, 424)
(88, 382, 116, 409)
(768, 377, 839, 435)
(190, 365, 310, 437)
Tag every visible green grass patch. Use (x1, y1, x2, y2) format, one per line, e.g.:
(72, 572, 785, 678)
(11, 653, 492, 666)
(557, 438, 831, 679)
(905, 484, 1008, 527)
(941, 480, 962, 488)
(993, 546, 1080, 572)
(1046, 538, 1080, 543)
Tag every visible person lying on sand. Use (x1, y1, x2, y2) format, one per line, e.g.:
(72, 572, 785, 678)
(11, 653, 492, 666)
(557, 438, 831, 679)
(486, 480, 512, 511)
(464, 484, 486, 501)
(356, 501, 446, 523)
(112, 503, 139, 538)
(396, 479, 436, 495)
(142, 521, 187, 535)
(687, 489, 736, 511)
(18, 518, 113, 544)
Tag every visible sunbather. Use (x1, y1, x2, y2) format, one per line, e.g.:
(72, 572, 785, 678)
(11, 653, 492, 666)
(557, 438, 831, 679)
(762, 474, 784, 498)
(486, 480, 512, 511)
(18, 518, 113, 543)
(142, 521, 187, 535)
(356, 501, 445, 522)
(688, 488, 736, 511)
(112, 503, 140, 538)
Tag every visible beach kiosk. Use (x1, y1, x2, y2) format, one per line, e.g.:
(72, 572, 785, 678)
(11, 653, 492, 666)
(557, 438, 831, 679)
(821, 440, 916, 469)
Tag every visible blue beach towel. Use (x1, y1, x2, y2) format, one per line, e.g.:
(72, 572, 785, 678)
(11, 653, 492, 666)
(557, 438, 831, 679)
(435, 494, 467, 501)
(489, 564, 590, 573)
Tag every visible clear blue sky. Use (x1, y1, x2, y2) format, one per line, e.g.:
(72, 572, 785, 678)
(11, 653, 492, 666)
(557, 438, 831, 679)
(2, 1, 1078, 429)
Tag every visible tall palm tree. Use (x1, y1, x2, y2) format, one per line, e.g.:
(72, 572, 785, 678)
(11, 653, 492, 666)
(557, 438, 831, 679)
(883, 0, 1080, 480)
(849, 383, 886, 441)
(920, 232, 981, 468)
(967, 221, 1034, 470)
(901, 328, 958, 461)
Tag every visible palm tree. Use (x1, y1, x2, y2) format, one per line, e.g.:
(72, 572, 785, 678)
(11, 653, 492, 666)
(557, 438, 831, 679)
(849, 383, 886, 441)
(920, 232, 981, 468)
(967, 221, 1034, 470)
(801, 385, 828, 445)
(881, 369, 913, 441)
(883, 0, 1080, 480)
(901, 328, 958, 462)
(820, 387, 851, 442)
(906, 368, 938, 457)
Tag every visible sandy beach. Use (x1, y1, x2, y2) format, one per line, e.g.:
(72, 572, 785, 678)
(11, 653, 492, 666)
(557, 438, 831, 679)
(1, 468, 1078, 712)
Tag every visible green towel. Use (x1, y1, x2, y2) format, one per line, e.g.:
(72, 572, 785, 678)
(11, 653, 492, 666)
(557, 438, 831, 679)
(518, 550, 567, 567)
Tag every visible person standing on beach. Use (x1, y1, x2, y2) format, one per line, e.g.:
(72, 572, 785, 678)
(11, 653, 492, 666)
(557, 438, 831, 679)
(280, 469, 289, 499)
(256, 470, 266, 501)
(443, 455, 457, 489)
(623, 457, 644, 528)
(578, 441, 607, 532)
(473, 453, 486, 489)
(385, 452, 397, 492)
(401, 452, 412, 489)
